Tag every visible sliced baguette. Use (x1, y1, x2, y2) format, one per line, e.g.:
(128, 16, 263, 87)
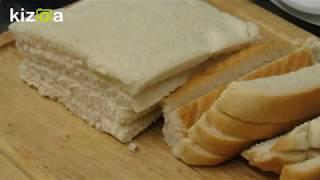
(165, 46, 316, 165)
(272, 123, 309, 152)
(207, 107, 300, 140)
(165, 47, 314, 143)
(242, 137, 307, 173)
(187, 114, 251, 156)
(173, 139, 229, 166)
(216, 64, 320, 124)
(281, 156, 320, 180)
(242, 116, 320, 173)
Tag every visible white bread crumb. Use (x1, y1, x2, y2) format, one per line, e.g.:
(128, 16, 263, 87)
(128, 143, 138, 153)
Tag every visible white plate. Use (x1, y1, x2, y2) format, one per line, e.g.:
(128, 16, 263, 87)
(271, 0, 320, 26)
(281, 0, 320, 15)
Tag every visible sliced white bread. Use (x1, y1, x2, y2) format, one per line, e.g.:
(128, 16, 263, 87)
(172, 139, 229, 166)
(242, 116, 320, 174)
(207, 107, 300, 140)
(164, 46, 315, 164)
(216, 64, 320, 124)
(187, 114, 251, 156)
(10, 0, 259, 96)
(163, 43, 309, 147)
(242, 137, 307, 173)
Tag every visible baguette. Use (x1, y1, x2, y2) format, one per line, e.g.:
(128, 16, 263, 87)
(242, 137, 307, 173)
(216, 65, 320, 124)
(187, 115, 251, 156)
(164, 46, 315, 165)
(243, 116, 320, 175)
(281, 156, 320, 180)
(173, 139, 229, 165)
(207, 108, 300, 140)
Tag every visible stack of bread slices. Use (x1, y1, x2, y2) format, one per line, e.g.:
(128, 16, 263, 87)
(162, 39, 320, 178)
(10, 0, 259, 142)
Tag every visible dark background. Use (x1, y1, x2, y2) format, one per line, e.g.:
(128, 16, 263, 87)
(254, 0, 319, 37)
(0, 0, 319, 37)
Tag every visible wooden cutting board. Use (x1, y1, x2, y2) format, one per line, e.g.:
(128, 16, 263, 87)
(0, 1, 317, 179)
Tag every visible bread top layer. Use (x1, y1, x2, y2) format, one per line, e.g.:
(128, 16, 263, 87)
(9, 0, 258, 95)
(227, 64, 320, 96)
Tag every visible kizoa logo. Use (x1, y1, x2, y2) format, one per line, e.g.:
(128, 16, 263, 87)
(10, 8, 64, 23)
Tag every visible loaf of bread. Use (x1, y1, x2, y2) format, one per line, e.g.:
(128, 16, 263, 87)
(164, 46, 317, 165)
(243, 116, 320, 179)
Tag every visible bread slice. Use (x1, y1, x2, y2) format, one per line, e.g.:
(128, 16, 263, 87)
(309, 118, 320, 148)
(217, 64, 320, 124)
(242, 137, 307, 173)
(172, 139, 229, 166)
(187, 114, 251, 156)
(242, 116, 320, 173)
(307, 150, 320, 159)
(207, 107, 298, 140)
(10, 0, 258, 96)
(163, 46, 315, 162)
(281, 156, 320, 180)
(272, 123, 309, 152)
(161, 41, 293, 113)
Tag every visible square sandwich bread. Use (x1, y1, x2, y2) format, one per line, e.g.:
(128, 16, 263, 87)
(9, 0, 259, 142)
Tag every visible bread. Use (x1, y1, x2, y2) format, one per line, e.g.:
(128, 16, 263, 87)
(281, 156, 320, 180)
(11, 0, 259, 142)
(207, 108, 299, 140)
(10, 0, 258, 96)
(19, 60, 162, 142)
(194, 64, 320, 165)
(172, 139, 229, 165)
(216, 64, 320, 124)
(187, 114, 251, 156)
(161, 41, 294, 113)
(163, 41, 297, 146)
(242, 137, 307, 173)
(242, 116, 320, 176)
(163, 46, 315, 164)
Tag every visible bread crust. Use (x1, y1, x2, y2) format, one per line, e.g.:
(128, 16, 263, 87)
(243, 116, 320, 175)
(281, 156, 320, 180)
(207, 107, 299, 140)
(176, 47, 314, 130)
(217, 83, 320, 123)
(188, 114, 251, 156)
(245, 152, 307, 174)
(216, 49, 317, 124)
(173, 139, 229, 166)
(168, 47, 316, 165)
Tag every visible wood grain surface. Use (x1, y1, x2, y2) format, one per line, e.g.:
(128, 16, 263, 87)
(0, 0, 316, 179)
